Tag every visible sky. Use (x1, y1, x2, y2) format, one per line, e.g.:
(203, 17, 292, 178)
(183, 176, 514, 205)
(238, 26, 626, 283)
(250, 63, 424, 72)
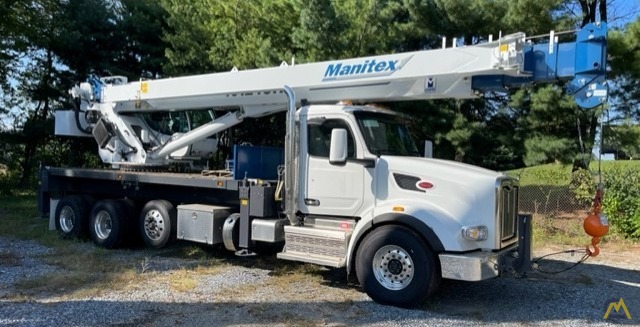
(608, 0, 640, 27)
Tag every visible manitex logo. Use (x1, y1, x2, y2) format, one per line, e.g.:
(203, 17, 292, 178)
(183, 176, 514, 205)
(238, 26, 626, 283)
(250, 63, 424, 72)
(604, 298, 632, 320)
(322, 56, 412, 81)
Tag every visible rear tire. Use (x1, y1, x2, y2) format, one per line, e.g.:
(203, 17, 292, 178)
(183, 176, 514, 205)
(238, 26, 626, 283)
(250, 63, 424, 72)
(355, 225, 440, 307)
(89, 200, 126, 249)
(55, 196, 90, 239)
(139, 200, 176, 249)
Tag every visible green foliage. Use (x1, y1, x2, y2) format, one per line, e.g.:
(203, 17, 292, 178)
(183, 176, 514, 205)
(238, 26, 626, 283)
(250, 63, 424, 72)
(161, 0, 299, 74)
(508, 163, 574, 185)
(512, 85, 591, 166)
(603, 123, 640, 159)
(444, 113, 483, 161)
(523, 136, 576, 166)
(606, 18, 640, 122)
(602, 168, 640, 240)
(293, 0, 346, 61)
(569, 168, 596, 206)
(116, 0, 169, 78)
(511, 161, 640, 240)
(0, 165, 21, 196)
(609, 18, 640, 79)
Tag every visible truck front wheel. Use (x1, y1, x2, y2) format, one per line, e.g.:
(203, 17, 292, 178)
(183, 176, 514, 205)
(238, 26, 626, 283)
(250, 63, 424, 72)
(355, 225, 440, 307)
(140, 200, 176, 249)
(89, 200, 126, 249)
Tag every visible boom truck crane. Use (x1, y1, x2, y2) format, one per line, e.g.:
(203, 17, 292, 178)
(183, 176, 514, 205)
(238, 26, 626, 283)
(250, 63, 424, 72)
(39, 23, 607, 306)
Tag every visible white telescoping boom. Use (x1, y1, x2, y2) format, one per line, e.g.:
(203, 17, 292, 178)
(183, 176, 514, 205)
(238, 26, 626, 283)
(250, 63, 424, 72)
(62, 23, 607, 167)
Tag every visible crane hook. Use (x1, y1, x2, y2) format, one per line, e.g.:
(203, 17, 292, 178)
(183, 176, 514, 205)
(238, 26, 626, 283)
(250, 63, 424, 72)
(583, 186, 608, 257)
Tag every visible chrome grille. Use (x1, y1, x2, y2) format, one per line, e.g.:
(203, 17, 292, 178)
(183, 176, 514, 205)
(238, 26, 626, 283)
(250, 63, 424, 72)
(497, 180, 518, 246)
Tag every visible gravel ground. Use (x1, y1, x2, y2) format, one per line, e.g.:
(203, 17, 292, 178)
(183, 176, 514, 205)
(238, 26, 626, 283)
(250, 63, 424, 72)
(0, 236, 639, 327)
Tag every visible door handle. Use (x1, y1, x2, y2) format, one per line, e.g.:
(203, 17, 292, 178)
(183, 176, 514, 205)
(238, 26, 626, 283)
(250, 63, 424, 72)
(304, 198, 320, 206)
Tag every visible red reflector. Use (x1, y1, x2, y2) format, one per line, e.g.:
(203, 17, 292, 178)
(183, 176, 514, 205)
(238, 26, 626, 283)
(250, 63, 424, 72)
(417, 181, 434, 189)
(340, 222, 350, 230)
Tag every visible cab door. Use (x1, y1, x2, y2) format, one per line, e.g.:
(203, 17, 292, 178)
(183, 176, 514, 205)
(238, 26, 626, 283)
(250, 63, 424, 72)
(300, 118, 365, 217)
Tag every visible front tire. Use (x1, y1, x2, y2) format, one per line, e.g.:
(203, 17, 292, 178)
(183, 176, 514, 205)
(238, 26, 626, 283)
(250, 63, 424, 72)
(55, 196, 90, 239)
(89, 200, 127, 249)
(139, 200, 176, 249)
(356, 225, 440, 307)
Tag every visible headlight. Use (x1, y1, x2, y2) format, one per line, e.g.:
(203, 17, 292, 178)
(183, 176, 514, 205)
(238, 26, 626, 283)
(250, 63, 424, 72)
(461, 225, 488, 241)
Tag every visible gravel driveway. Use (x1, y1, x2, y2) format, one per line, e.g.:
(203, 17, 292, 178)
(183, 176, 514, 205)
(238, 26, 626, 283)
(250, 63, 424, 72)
(0, 236, 638, 327)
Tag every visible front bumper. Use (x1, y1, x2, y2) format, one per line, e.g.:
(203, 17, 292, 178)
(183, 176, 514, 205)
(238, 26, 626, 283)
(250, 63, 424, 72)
(438, 214, 533, 281)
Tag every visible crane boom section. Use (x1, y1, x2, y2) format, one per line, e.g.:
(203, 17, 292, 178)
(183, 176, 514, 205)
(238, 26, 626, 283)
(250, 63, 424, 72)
(64, 23, 607, 167)
(101, 32, 525, 113)
(94, 23, 607, 114)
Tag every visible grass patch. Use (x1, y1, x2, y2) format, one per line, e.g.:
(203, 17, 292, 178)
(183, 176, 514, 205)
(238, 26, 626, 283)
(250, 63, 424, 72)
(531, 212, 635, 250)
(167, 269, 198, 292)
(10, 245, 146, 299)
(0, 193, 65, 247)
(0, 194, 154, 299)
(532, 214, 589, 247)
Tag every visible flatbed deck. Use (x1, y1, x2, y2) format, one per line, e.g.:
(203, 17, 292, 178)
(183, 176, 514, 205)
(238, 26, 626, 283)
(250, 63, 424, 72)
(43, 167, 241, 190)
(38, 167, 261, 216)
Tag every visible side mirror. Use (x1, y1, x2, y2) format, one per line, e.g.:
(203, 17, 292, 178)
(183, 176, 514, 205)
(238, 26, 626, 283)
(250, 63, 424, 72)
(329, 128, 348, 165)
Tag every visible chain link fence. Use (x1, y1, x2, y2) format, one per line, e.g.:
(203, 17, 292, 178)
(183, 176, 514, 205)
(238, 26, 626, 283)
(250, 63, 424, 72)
(518, 184, 591, 218)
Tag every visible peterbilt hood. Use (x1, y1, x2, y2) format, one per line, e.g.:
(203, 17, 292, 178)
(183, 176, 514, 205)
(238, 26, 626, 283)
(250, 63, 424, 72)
(376, 156, 504, 226)
(384, 156, 503, 180)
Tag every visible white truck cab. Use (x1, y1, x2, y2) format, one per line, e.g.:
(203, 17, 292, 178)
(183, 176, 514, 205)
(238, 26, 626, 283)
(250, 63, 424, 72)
(274, 104, 522, 304)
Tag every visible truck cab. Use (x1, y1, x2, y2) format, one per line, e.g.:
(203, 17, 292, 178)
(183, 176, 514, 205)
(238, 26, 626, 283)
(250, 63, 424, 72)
(275, 104, 524, 305)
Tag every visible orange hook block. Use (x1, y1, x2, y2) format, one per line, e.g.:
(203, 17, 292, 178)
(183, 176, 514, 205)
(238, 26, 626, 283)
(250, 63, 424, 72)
(583, 213, 608, 257)
(584, 213, 609, 238)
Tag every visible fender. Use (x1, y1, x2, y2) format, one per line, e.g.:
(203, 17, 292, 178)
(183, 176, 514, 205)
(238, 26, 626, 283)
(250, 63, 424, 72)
(347, 212, 445, 274)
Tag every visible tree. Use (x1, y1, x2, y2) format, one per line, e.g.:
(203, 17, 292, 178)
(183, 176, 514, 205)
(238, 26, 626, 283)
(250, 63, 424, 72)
(114, 0, 170, 79)
(603, 124, 640, 159)
(162, 0, 300, 74)
(0, 0, 173, 187)
(608, 18, 640, 122)
(293, 0, 347, 61)
(402, 0, 582, 168)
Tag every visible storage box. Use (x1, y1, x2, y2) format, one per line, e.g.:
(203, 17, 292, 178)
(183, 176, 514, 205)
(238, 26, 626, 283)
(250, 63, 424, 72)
(177, 204, 230, 245)
(250, 186, 276, 217)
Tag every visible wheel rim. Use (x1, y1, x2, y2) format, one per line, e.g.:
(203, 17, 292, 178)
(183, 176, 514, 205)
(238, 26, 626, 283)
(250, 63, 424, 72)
(372, 245, 415, 291)
(94, 210, 113, 240)
(59, 206, 75, 233)
(143, 209, 165, 240)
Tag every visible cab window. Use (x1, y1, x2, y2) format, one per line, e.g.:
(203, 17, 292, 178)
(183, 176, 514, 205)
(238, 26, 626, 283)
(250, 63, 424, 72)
(308, 119, 356, 158)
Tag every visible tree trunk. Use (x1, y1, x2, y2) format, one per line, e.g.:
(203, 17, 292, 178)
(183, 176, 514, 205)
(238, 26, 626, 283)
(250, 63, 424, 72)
(19, 48, 54, 187)
(19, 141, 36, 187)
(599, 0, 607, 22)
(580, 0, 598, 27)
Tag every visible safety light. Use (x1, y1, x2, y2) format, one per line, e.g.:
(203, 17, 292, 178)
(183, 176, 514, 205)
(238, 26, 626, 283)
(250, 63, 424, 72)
(416, 181, 434, 190)
(461, 225, 488, 241)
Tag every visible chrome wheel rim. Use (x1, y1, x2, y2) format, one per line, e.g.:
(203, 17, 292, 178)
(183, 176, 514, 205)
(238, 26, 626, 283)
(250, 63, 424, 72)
(372, 245, 414, 290)
(59, 206, 75, 233)
(143, 209, 165, 240)
(94, 210, 112, 240)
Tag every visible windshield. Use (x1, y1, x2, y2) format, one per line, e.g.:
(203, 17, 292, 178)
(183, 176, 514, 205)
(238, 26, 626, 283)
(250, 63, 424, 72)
(354, 112, 420, 157)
